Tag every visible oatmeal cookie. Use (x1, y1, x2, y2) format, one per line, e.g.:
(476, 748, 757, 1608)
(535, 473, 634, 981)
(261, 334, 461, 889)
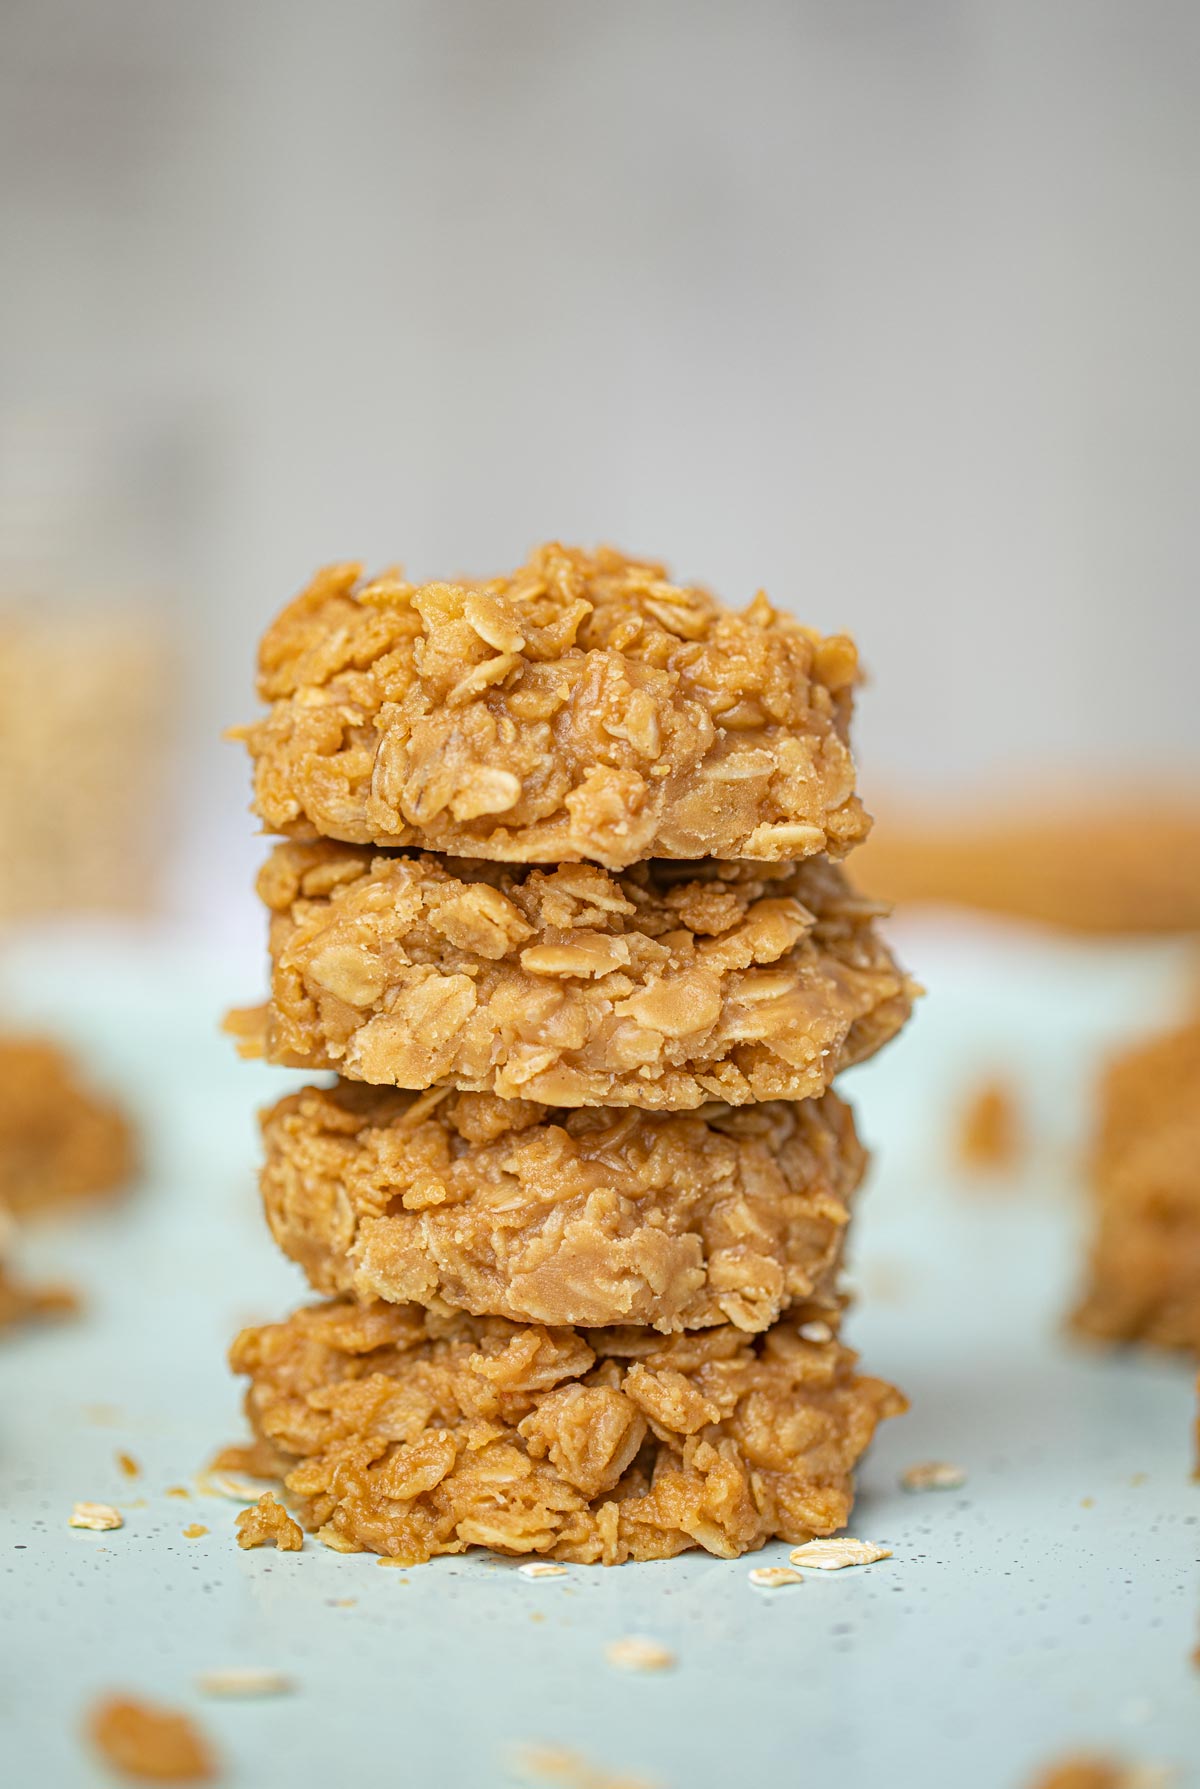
(235, 544, 869, 870)
(230, 843, 914, 1108)
(1072, 1020, 1200, 1352)
(229, 1297, 905, 1564)
(260, 1081, 862, 1332)
(0, 1036, 134, 1217)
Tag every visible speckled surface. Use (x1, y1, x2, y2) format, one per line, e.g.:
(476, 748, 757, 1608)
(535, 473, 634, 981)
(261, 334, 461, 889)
(1, 918, 1197, 1788)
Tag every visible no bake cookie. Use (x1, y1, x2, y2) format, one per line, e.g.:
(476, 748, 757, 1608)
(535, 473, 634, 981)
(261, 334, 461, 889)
(0, 1036, 134, 1218)
(259, 1081, 862, 1332)
(230, 843, 914, 1108)
(236, 544, 870, 870)
(230, 1297, 905, 1564)
(1072, 1020, 1200, 1352)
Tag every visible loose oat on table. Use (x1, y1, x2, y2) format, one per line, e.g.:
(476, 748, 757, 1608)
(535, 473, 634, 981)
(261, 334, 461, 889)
(233, 843, 914, 1110)
(512, 1741, 660, 1789)
(117, 1451, 141, 1478)
(900, 1460, 966, 1492)
(1072, 1021, 1200, 1354)
(604, 1636, 676, 1672)
(748, 1565, 804, 1588)
(518, 1561, 568, 1579)
(195, 1668, 291, 1699)
(1027, 1756, 1174, 1789)
(236, 543, 870, 872)
(70, 1500, 123, 1531)
(85, 1694, 216, 1783)
(0, 1034, 134, 1217)
(787, 1537, 891, 1569)
(228, 1297, 905, 1565)
(257, 1079, 861, 1333)
(182, 1523, 208, 1539)
(234, 1491, 303, 1551)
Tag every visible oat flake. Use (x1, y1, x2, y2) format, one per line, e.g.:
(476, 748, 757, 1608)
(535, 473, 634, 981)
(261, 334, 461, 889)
(604, 1637, 676, 1673)
(748, 1565, 804, 1588)
(788, 1538, 892, 1571)
(69, 1501, 123, 1531)
(901, 1460, 967, 1492)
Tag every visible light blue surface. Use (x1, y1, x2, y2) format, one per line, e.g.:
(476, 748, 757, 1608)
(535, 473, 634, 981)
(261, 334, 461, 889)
(1, 919, 1197, 1788)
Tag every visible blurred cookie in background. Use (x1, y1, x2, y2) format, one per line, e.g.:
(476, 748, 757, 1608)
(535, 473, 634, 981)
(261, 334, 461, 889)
(0, 1035, 135, 1219)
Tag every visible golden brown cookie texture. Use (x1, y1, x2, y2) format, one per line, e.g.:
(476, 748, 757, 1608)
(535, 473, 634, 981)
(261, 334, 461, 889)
(229, 1297, 905, 1565)
(1072, 1020, 1200, 1352)
(259, 1081, 863, 1332)
(0, 1036, 134, 1217)
(236, 544, 869, 871)
(231, 844, 914, 1109)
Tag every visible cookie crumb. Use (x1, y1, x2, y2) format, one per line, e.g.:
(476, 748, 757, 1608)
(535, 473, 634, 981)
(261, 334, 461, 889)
(748, 1565, 804, 1588)
(604, 1637, 676, 1673)
(517, 1562, 568, 1580)
(788, 1538, 892, 1571)
(182, 1524, 208, 1540)
(901, 1460, 966, 1492)
(0, 1261, 80, 1331)
(70, 1501, 123, 1532)
(116, 1452, 140, 1479)
(235, 1492, 303, 1552)
(957, 1078, 1022, 1170)
(165, 1486, 190, 1500)
(85, 1694, 216, 1782)
(196, 1667, 291, 1699)
(512, 1740, 660, 1789)
(1026, 1755, 1174, 1789)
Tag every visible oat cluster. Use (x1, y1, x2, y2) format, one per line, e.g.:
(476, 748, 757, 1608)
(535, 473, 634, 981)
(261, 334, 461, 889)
(231, 1298, 905, 1565)
(226, 543, 913, 1564)
(237, 544, 869, 870)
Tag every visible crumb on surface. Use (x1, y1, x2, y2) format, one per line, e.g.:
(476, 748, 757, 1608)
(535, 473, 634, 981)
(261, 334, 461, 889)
(1026, 1754, 1174, 1789)
(956, 1078, 1022, 1171)
(235, 1492, 303, 1552)
(0, 1260, 80, 1332)
(195, 1667, 291, 1699)
(603, 1637, 676, 1673)
(165, 1486, 191, 1499)
(116, 1452, 140, 1478)
(511, 1740, 660, 1789)
(748, 1565, 804, 1588)
(182, 1524, 208, 1540)
(900, 1460, 966, 1493)
(787, 1537, 892, 1570)
(69, 1501, 123, 1532)
(517, 1562, 568, 1580)
(85, 1694, 216, 1783)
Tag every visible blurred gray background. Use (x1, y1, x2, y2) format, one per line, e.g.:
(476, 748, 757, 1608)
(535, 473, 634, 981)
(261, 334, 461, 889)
(2, 0, 1197, 939)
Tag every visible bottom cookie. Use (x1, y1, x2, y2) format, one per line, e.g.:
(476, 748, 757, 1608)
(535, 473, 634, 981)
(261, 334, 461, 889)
(229, 1299, 905, 1565)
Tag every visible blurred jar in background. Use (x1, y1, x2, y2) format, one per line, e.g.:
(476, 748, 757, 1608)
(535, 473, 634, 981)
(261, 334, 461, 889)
(0, 408, 181, 922)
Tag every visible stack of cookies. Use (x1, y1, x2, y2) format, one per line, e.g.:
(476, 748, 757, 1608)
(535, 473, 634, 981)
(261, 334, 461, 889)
(225, 543, 916, 1566)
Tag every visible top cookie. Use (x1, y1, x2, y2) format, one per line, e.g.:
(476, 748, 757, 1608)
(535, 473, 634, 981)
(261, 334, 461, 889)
(239, 543, 869, 871)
